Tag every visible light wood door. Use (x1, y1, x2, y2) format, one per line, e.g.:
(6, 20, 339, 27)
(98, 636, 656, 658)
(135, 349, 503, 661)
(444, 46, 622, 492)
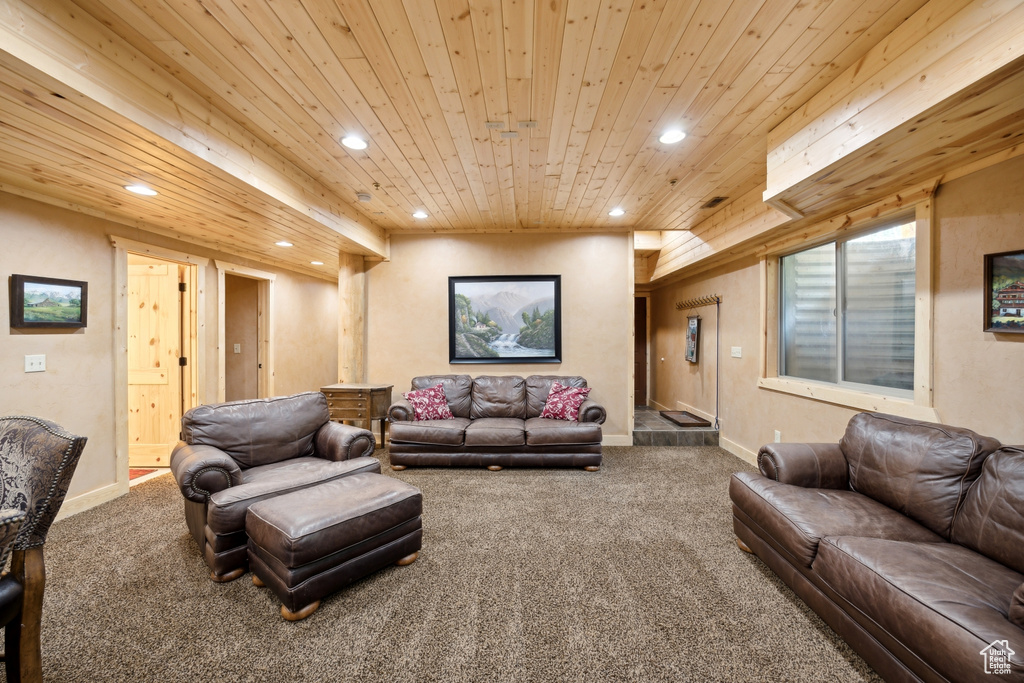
(128, 254, 182, 467)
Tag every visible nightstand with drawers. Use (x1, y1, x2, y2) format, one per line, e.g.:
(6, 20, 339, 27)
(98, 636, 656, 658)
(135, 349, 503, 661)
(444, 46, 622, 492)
(319, 383, 393, 445)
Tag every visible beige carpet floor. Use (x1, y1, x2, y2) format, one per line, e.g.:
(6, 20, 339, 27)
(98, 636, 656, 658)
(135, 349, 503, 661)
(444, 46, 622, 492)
(21, 446, 881, 683)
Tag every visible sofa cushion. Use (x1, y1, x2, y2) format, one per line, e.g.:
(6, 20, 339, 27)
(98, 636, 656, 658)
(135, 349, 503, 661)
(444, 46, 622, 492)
(815, 536, 1024, 683)
(729, 472, 942, 568)
(952, 447, 1024, 575)
(840, 412, 1000, 539)
(464, 418, 525, 447)
(181, 392, 329, 468)
(389, 418, 470, 447)
(1011, 584, 1024, 629)
(524, 417, 601, 446)
(540, 382, 592, 421)
(526, 375, 587, 418)
(206, 456, 381, 534)
(403, 384, 454, 421)
(470, 376, 527, 419)
(411, 375, 473, 418)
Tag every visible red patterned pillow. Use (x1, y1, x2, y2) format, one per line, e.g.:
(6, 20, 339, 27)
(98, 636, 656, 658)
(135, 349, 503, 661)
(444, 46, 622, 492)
(540, 382, 591, 421)
(403, 384, 453, 421)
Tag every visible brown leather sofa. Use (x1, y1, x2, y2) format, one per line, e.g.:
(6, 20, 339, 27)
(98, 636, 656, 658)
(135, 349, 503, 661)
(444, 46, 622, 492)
(170, 392, 379, 581)
(387, 374, 605, 471)
(730, 412, 1024, 682)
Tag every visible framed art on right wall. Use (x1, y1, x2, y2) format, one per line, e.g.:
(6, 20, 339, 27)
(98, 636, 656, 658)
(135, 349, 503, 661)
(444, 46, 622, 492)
(984, 249, 1024, 333)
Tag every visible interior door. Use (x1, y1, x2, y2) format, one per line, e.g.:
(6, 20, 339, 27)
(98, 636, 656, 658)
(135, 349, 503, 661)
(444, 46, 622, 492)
(127, 254, 182, 467)
(634, 296, 648, 406)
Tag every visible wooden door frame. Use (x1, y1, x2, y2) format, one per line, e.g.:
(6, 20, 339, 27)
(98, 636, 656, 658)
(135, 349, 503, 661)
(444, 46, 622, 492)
(215, 261, 275, 401)
(110, 236, 207, 493)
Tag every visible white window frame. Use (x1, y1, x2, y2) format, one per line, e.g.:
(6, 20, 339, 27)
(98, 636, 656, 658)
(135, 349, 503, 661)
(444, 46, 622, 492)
(758, 198, 938, 421)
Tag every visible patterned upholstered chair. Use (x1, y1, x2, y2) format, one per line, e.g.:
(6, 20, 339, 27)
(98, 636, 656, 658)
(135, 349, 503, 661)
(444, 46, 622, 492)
(0, 416, 87, 683)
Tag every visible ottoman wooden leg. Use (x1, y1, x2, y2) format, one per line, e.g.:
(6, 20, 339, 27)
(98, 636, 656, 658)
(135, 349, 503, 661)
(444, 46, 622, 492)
(252, 574, 266, 587)
(281, 601, 320, 622)
(210, 567, 245, 583)
(486, 465, 503, 471)
(736, 537, 753, 553)
(390, 465, 407, 471)
(584, 465, 600, 472)
(396, 552, 419, 566)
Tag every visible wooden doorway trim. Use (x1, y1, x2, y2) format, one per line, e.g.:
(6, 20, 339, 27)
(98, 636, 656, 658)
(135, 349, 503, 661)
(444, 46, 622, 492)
(215, 261, 275, 402)
(110, 237, 207, 490)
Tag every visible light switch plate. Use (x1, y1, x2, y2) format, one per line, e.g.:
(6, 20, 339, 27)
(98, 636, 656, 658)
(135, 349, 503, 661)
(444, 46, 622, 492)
(25, 355, 46, 372)
(731, 346, 742, 358)
(233, 344, 241, 354)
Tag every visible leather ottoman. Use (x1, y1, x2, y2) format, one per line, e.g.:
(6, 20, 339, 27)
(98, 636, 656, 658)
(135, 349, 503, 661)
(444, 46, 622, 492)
(246, 472, 422, 620)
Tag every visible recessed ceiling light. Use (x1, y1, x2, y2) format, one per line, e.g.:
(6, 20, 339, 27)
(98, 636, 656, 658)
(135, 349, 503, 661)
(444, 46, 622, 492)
(412, 210, 428, 219)
(310, 261, 324, 266)
(124, 184, 158, 196)
(275, 241, 293, 247)
(341, 135, 368, 150)
(659, 129, 686, 144)
(608, 207, 625, 217)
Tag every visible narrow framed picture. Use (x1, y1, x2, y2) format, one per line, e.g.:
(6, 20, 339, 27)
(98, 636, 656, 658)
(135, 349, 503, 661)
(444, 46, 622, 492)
(449, 275, 561, 363)
(685, 315, 700, 363)
(9, 274, 88, 329)
(983, 250, 1024, 333)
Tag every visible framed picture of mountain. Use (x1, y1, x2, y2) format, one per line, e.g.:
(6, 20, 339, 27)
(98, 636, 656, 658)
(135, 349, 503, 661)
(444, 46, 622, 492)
(984, 249, 1024, 333)
(9, 273, 88, 329)
(449, 275, 561, 363)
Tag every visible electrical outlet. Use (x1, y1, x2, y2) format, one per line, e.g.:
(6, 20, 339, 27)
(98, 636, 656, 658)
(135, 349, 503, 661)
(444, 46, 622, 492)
(731, 346, 742, 358)
(774, 430, 781, 443)
(24, 355, 46, 373)
(233, 343, 241, 354)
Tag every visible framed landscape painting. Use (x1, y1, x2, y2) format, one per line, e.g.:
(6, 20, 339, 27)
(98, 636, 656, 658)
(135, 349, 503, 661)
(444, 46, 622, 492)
(984, 250, 1024, 333)
(9, 274, 88, 328)
(449, 275, 561, 363)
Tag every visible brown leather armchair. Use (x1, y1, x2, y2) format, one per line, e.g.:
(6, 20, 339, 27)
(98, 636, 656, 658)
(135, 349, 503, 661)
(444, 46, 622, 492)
(0, 416, 87, 683)
(170, 392, 381, 582)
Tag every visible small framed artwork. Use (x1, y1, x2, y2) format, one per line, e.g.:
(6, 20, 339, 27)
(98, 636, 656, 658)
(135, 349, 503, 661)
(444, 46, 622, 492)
(449, 275, 561, 363)
(9, 274, 88, 329)
(685, 315, 700, 363)
(984, 250, 1024, 333)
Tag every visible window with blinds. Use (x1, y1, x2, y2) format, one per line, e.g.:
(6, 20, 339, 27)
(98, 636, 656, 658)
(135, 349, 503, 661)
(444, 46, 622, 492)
(780, 219, 916, 393)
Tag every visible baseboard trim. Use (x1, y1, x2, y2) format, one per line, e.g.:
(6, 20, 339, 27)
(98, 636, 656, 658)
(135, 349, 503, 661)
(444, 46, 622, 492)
(56, 481, 129, 522)
(603, 435, 634, 447)
(720, 437, 757, 466)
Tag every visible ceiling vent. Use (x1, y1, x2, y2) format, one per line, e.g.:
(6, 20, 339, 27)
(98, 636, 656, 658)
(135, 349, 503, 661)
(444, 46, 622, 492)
(700, 196, 728, 210)
(499, 131, 519, 139)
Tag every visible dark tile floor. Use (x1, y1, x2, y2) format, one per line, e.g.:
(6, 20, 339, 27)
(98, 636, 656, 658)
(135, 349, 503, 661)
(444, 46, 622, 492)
(633, 405, 719, 447)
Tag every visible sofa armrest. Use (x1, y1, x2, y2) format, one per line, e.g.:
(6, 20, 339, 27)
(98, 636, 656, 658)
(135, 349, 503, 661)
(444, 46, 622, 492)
(388, 397, 415, 423)
(757, 443, 849, 489)
(578, 399, 606, 424)
(314, 421, 375, 460)
(170, 443, 243, 503)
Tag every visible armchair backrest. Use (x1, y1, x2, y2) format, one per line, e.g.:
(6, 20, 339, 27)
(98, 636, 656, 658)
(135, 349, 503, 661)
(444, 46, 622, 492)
(180, 392, 329, 468)
(0, 416, 87, 550)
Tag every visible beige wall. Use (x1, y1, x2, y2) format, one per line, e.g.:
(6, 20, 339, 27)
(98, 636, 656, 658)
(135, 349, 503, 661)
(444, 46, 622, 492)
(224, 274, 259, 402)
(0, 191, 339, 508)
(367, 233, 634, 442)
(650, 154, 1024, 460)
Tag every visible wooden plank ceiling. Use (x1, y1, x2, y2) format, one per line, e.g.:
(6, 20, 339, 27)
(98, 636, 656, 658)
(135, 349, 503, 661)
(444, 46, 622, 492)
(0, 0, 936, 278)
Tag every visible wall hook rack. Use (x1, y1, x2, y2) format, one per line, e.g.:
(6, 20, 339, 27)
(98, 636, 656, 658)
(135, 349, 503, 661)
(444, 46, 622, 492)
(675, 294, 721, 310)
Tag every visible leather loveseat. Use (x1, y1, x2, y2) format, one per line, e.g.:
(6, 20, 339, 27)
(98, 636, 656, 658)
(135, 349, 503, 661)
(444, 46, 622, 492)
(387, 374, 605, 471)
(170, 392, 380, 582)
(730, 412, 1024, 682)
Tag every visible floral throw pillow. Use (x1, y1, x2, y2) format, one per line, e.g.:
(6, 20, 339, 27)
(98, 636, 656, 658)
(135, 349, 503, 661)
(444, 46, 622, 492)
(540, 382, 592, 421)
(403, 384, 453, 421)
